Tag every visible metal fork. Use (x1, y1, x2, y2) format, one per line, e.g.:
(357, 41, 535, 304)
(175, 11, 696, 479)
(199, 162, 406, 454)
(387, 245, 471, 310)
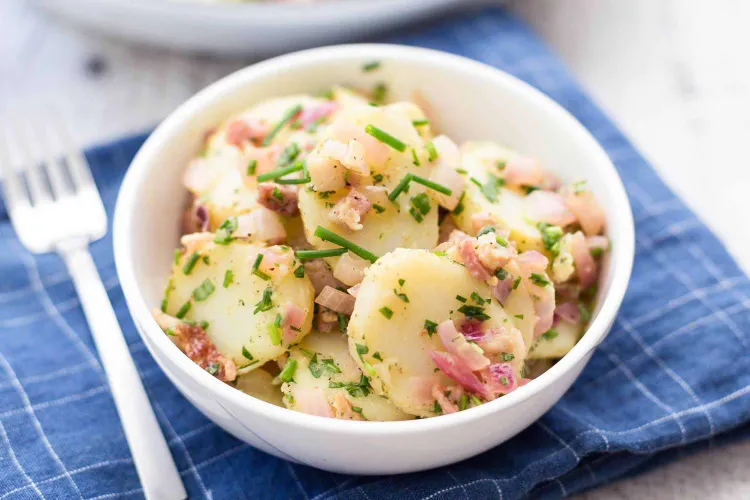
(0, 114, 186, 500)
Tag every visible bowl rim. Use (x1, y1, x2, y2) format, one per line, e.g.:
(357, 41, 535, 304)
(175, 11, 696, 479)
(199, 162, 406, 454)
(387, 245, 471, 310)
(114, 43, 635, 436)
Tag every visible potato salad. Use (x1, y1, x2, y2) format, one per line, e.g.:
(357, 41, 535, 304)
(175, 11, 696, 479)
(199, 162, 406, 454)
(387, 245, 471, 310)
(153, 72, 608, 421)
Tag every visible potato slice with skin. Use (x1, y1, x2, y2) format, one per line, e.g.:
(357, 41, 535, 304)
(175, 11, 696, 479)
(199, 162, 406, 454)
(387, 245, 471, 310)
(235, 367, 284, 407)
(298, 103, 438, 265)
(166, 240, 314, 369)
(282, 332, 413, 421)
(347, 249, 525, 417)
(454, 141, 544, 252)
(528, 320, 581, 359)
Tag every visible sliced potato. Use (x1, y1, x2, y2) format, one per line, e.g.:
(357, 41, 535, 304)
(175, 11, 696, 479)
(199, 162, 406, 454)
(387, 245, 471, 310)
(282, 331, 413, 421)
(528, 320, 581, 359)
(166, 240, 315, 369)
(454, 141, 543, 252)
(298, 103, 438, 265)
(235, 367, 284, 407)
(347, 249, 523, 417)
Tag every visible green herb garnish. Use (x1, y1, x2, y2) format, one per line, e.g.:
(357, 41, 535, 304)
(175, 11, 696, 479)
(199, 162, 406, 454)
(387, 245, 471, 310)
(175, 301, 191, 319)
(458, 305, 490, 321)
(424, 319, 438, 337)
(314, 226, 378, 263)
(425, 141, 438, 162)
(412, 119, 430, 127)
(365, 124, 406, 152)
(267, 313, 282, 346)
(253, 287, 274, 314)
(256, 162, 304, 183)
(295, 248, 348, 260)
(362, 61, 381, 72)
(293, 266, 305, 278)
(279, 358, 297, 383)
(529, 273, 550, 287)
(262, 104, 302, 146)
(214, 217, 238, 245)
(182, 253, 200, 275)
(379, 306, 393, 319)
(542, 328, 559, 340)
(192, 279, 215, 302)
(388, 173, 452, 201)
(246, 159, 258, 176)
(252, 254, 271, 281)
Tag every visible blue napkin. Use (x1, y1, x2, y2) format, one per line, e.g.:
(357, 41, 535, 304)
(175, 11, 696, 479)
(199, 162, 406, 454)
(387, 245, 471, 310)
(1, 6, 749, 500)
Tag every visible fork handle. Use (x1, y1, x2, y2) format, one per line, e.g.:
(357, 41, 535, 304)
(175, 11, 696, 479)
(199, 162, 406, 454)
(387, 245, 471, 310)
(58, 242, 186, 500)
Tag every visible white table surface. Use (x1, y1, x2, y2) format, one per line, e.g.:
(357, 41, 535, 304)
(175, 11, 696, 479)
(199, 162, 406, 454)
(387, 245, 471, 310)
(2, 0, 748, 498)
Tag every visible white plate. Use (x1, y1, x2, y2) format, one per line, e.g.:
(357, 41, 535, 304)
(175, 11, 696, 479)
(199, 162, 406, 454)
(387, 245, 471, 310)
(31, 0, 470, 55)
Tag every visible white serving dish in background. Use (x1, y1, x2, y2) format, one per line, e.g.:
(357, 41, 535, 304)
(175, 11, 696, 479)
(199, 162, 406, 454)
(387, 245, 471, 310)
(113, 44, 634, 474)
(29, 0, 469, 56)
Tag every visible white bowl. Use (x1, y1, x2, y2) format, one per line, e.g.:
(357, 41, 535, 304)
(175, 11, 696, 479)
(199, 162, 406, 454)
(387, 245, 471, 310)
(30, 0, 467, 56)
(113, 44, 635, 475)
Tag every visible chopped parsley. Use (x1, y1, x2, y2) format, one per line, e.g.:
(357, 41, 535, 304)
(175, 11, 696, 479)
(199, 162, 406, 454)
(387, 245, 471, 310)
(496, 160, 506, 171)
(355, 343, 368, 358)
(192, 279, 215, 302)
(379, 306, 394, 319)
(372, 352, 383, 361)
(337, 313, 349, 333)
(293, 266, 305, 278)
(455, 295, 467, 303)
(590, 246, 604, 258)
(495, 268, 509, 280)
(431, 400, 442, 414)
(371, 82, 388, 104)
(470, 292, 486, 305)
(476, 225, 496, 237)
(458, 305, 490, 321)
(279, 358, 297, 383)
(423, 319, 438, 337)
(205, 363, 219, 376)
(373, 204, 386, 214)
(372, 173, 384, 184)
(542, 328, 559, 341)
(393, 289, 409, 303)
(276, 142, 301, 167)
(329, 374, 372, 398)
(241, 346, 254, 361)
(253, 287, 274, 314)
(308, 354, 341, 378)
(410, 193, 431, 216)
(182, 253, 200, 275)
(501, 352, 515, 362)
(398, 279, 406, 286)
(538, 222, 563, 255)
(474, 173, 503, 202)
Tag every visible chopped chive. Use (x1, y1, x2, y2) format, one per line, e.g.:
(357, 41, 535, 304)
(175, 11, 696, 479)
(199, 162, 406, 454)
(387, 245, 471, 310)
(262, 104, 302, 146)
(256, 162, 304, 182)
(411, 148, 421, 166)
(279, 358, 297, 383)
(393, 289, 409, 303)
(173, 249, 181, 265)
(412, 119, 430, 127)
(458, 305, 490, 321)
(199, 320, 209, 330)
(515, 314, 524, 320)
(495, 268, 509, 280)
(362, 60, 381, 72)
(425, 141, 438, 162)
(314, 226, 378, 263)
(192, 279, 215, 302)
(379, 306, 393, 319)
(372, 204, 386, 214)
(165, 328, 176, 337)
(542, 328, 559, 340)
(456, 295, 467, 303)
(356, 343, 369, 357)
(496, 236, 508, 247)
(251, 254, 271, 281)
(496, 160, 506, 171)
(295, 248, 348, 260)
(267, 313, 282, 346)
(202, 255, 210, 265)
(275, 176, 311, 185)
(424, 319, 438, 337)
(372, 173, 384, 184)
(471, 395, 482, 407)
(175, 301, 191, 319)
(371, 82, 388, 103)
(242, 346, 254, 361)
(253, 287, 274, 314)
(459, 394, 468, 411)
(410, 193, 431, 215)
(277, 142, 300, 167)
(214, 217, 238, 245)
(160, 279, 173, 313)
(246, 159, 258, 176)
(513, 276, 522, 290)
(452, 192, 466, 216)
(293, 266, 305, 278)
(530, 273, 550, 287)
(223, 269, 234, 288)
(182, 253, 200, 275)
(387, 174, 452, 201)
(409, 207, 424, 223)
(365, 124, 407, 152)
(470, 292, 485, 305)
(476, 225, 496, 237)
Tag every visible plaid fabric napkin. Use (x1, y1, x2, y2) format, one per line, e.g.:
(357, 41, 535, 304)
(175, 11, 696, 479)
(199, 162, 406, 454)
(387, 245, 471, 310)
(1, 6, 749, 500)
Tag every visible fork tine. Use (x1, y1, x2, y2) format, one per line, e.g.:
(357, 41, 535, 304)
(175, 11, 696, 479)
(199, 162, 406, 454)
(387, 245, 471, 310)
(48, 107, 96, 192)
(16, 117, 52, 206)
(35, 118, 73, 200)
(0, 124, 32, 212)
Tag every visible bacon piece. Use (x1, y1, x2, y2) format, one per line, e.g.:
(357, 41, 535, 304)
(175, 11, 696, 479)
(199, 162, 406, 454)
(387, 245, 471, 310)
(504, 156, 544, 187)
(430, 351, 491, 399)
(295, 388, 333, 418)
(316, 305, 339, 333)
(283, 302, 306, 343)
(564, 187, 605, 236)
(257, 182, 299, 216)
(315, 286, 355, 316)
(331, 392, 364, 420)
(437, 320, 490, 371)
(233, 207, 287, 245)
(152, 309, 236, 382)
(515, 250, 549, 276)
(458, 239, 491, 281)
(475, 233, 517, 272)
(485, 362, 517, 396)
(525, 190, 577, 227)
(330, 188, 371, 231)
(329, 119, 390, 168)
(298, 101, 338, 128)
(555, 301, 580, 325)
(492, 276, 512, 304)
(304, 259, 344, 295)
(225, 119, 268, 148)
(570, 231, 597, 289)
(431, 385, 458, 414)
